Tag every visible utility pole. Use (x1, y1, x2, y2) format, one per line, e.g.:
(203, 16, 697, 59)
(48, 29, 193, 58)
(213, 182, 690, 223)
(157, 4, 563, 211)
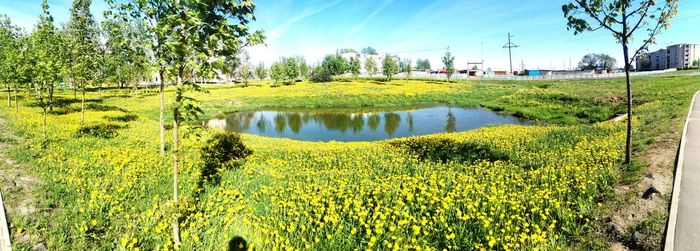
(503, 33, 518, 74)
(480, 41, 484, 71)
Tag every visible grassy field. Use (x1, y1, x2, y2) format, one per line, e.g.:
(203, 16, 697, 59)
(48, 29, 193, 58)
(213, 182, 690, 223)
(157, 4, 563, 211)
(0, 75, 699, 250)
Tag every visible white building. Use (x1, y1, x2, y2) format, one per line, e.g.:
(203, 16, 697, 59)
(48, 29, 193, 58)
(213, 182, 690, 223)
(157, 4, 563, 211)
(668, 44, 698, 69)
(636, 43, 699, 71)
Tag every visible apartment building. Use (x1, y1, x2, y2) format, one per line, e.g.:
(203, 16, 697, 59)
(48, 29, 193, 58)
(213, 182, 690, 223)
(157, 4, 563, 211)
(635, 43, 699, 71)
(667, 44, 698, 69)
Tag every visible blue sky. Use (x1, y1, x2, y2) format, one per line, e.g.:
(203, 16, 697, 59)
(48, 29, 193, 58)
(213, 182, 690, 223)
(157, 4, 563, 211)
(2, 0, 700, 70)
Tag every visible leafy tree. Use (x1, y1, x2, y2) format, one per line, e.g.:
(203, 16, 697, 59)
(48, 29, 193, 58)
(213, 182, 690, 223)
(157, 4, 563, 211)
(598, 53, 617, 70)
(364, 57, 378, 78)
(270, 61, 285, 84)
(693, 59, 699, 68)
(33, 0, 66, 141)
(226, 50, 250, 83)
(255, 63, 267, 80)
(321, 54, 347, 76)
(297, 57, 309, 80)
(400, 59, 412, 79)
(67, 0, 101, 125)
(361, 46, 378, 55)
(563, 0, 679, 164)
(442, 51, 455, 80)
(168, 0, 264, 246)
(94, 43, 111, 96)
(348, 57, 361, 78)
(578, 53, 617, 70)
(416, 58, 431, 70)
(102, 11, 150, 92)
(11, 32, 33, 112)
(382, 54, 399, 81)
(578, 54, 597, 70)
(239, 64, 253, 87)
(0, 15, 19, 107)
(283, 57, 300, 82)
(109, 0, 173, 155)
(111, 0, 264, 245)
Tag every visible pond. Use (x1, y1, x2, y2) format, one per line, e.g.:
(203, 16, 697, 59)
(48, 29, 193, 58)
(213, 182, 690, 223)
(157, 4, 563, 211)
(204, 106, 529, 142)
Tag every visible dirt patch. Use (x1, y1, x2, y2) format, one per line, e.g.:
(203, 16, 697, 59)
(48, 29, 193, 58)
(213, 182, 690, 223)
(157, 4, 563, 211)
(609, 135, 677, 250)
(0, 116, 44, 249)
(595, 96, 624, 105)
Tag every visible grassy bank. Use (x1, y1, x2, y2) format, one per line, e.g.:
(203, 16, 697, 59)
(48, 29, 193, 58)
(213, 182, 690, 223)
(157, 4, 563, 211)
(1, 75, 699, 250)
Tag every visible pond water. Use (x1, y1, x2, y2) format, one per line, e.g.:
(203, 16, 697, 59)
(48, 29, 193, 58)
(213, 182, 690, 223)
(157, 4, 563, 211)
(204, 106, 529, 142)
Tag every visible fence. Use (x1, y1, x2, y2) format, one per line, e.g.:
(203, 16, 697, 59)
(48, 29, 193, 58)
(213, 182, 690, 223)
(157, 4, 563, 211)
(374, 68, 678, 81)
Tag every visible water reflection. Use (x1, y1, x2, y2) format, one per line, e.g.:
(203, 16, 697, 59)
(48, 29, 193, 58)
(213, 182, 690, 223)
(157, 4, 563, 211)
(204, 106, 529, 142)
(445, 110, 456, 133)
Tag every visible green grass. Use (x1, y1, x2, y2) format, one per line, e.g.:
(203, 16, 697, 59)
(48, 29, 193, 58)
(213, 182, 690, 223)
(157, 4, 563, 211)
(0, 75, 698, 250)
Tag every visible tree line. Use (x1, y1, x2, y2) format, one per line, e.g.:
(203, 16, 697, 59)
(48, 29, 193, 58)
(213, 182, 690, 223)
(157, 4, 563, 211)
(256, 49, 463, 83)
(0, 0, 265, 246)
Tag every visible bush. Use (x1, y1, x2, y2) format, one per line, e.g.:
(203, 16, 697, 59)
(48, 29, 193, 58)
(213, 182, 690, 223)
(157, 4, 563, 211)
(75, 123, 125, 138)
(200, 132, 252, 180)
(310, 66, 332, 83)
(104, 114, 138, 122)
(387, 137, 510, 164)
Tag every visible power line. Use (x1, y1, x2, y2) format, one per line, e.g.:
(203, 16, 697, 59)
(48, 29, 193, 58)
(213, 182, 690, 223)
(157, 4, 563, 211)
(518, 13, 700, 49)
(673, 13, 700, 21)
(503, 33, 518, 74)
(519, 31, 569, 47)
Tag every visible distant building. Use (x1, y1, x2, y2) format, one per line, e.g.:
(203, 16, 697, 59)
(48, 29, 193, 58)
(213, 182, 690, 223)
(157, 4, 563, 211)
(668, 44, 698, 69)
(340, 52, 386, 75)
(636, 44, 699, 71)
(650, 48, 668, 70)
(493, 71, 510, 76)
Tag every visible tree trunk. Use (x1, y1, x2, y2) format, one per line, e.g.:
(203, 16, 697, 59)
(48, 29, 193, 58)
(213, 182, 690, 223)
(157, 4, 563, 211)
(622, 38, 632, 165)
(171, 73, 182, 247)
(40, 83, 46, 141)
(49, 83, 54, 112)
(159, 69, 166, 155)
(6, 84, 10, 107)
(99, 85, 102, 97)
(14, 85, 18, 113)
(171, 118, 181, 247)
(81, 84, 85, 125)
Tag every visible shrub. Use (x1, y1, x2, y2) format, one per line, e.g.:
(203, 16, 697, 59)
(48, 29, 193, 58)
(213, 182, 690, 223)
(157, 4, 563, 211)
(200, 132, 252, 180)
(104, 114, 138, 122)
(310, 66, 332, 83)
(75, 123, 125, 138)
(388, 137, 510, 164)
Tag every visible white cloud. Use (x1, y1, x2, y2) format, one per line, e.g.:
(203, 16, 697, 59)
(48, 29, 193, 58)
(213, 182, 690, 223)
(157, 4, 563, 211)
(265, 0, 342, 44)
(346, 0, 394, 37)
